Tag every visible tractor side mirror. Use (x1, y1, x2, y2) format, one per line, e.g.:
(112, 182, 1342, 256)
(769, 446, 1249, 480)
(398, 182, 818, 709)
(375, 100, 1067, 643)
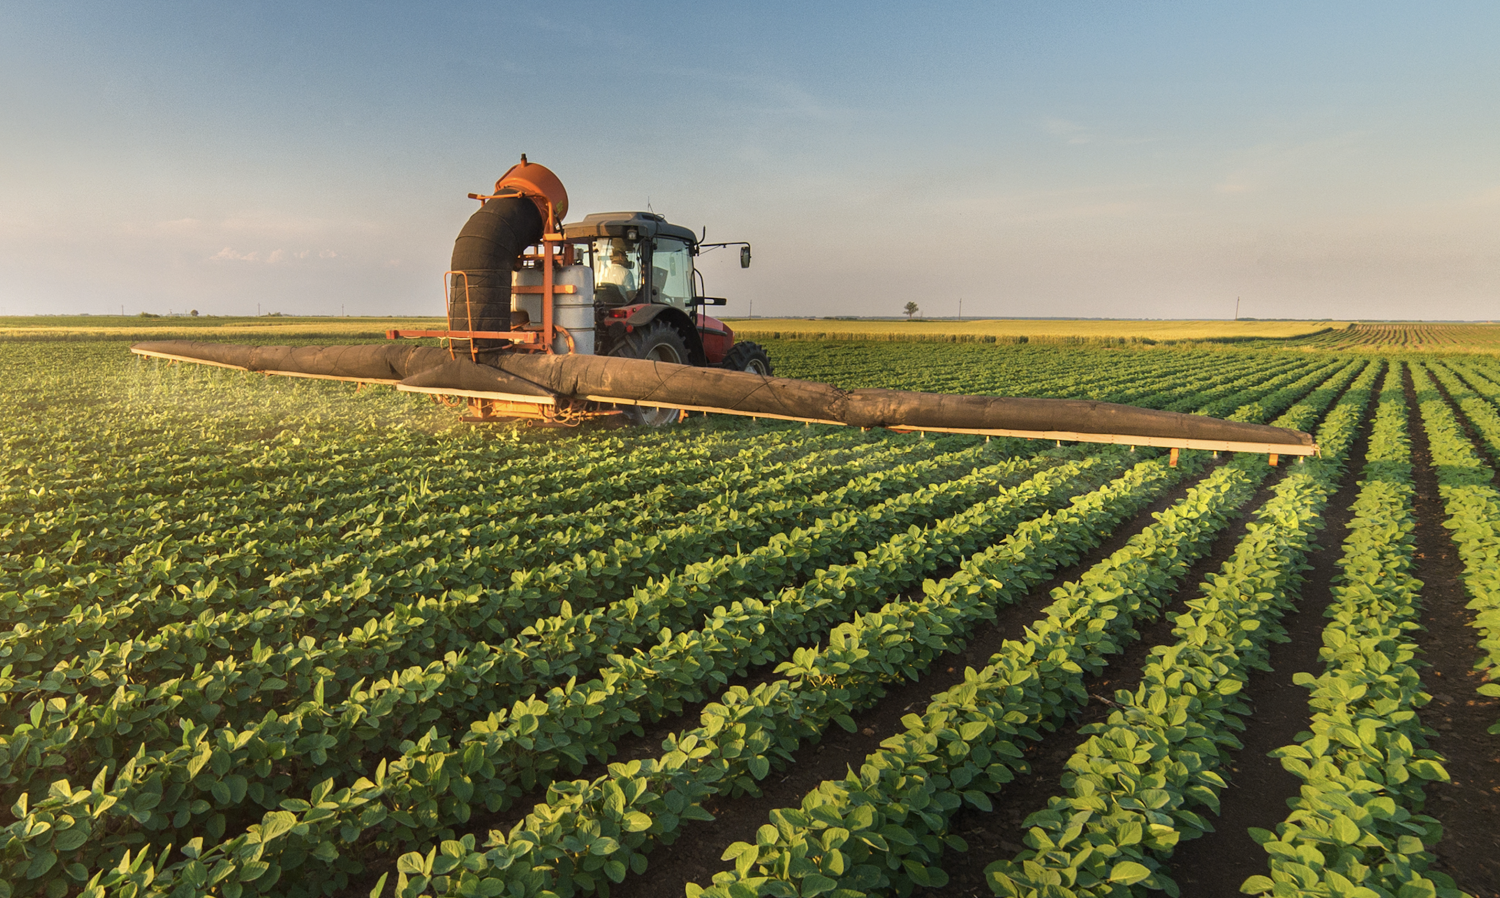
(740, 246, 751, 268)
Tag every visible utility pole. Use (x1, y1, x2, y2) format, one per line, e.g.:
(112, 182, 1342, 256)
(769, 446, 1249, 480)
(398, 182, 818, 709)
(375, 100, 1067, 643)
(959, 297, 963, 319)
(1234, 297, 1240, 321)
(749, 300, 753, 319)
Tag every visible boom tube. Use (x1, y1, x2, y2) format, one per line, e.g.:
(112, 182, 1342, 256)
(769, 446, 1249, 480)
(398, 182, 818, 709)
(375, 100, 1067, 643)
(130, 340, 1318, 457)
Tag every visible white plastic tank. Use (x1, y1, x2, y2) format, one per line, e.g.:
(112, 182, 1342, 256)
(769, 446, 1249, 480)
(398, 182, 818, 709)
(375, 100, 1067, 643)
(512, 264, 596, 355)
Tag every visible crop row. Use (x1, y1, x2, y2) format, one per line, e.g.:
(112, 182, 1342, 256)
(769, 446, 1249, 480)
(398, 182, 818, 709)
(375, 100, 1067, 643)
(405, 359, 1367, 898)
(2, 357, 1362, 897)
(0, 430, 927, 642)
(5, 446, 1118, 895)
(1243, 363, 1467, 898)
(1409, 365, 1500, 729)
(72, 443, 1194, 898)
(0, 434, 972, 683)
(0, 349, 1363, 897)
(1167, 358, 1341, 419)
(981, 362, 1376, 898)
(4, 407, 812, 559)
(0, 439, 1027, 819)
(396, 446, 1242, 898)
(688, 353, 1376, 897)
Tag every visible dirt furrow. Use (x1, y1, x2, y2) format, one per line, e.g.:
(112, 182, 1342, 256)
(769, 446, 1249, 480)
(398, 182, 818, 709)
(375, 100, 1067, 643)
(605, 455, 1221, 898)
(914, 458, 1293, 897)
(1163, 381, 1372, 894)
(1405, 364, 1500, 892)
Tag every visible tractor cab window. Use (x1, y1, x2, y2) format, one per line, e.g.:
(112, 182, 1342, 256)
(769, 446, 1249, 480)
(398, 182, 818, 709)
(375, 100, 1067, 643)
(591, 237, 641, 306)
(652, 238, 693, 311)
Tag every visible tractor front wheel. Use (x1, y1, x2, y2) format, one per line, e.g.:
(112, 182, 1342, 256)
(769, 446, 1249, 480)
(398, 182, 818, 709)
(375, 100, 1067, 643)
(720, 341, 773, 376)
(609, 320, 690, 426)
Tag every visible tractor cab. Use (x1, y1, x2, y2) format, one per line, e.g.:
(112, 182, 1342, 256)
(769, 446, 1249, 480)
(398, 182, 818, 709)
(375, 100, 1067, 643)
(561, 212, 743, 367)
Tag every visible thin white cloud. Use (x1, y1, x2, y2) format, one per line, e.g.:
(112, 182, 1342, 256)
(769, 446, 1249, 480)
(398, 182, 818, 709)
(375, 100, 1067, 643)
(209, 246, 260, 261)
(1212, 131, 1372, 198)
(1044, 117, 1093, 145)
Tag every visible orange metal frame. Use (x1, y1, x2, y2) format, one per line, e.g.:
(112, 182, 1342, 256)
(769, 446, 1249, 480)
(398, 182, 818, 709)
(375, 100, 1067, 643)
(387, 160, 573, 363)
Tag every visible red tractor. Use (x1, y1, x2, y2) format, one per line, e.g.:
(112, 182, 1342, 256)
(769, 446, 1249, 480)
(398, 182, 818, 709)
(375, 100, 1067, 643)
(561, 212, 771, 423)
(419, 157, 771, 425)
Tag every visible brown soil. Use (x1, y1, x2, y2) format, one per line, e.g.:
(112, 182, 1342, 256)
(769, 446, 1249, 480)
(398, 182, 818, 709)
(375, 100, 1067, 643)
(915, 458, 1289, 897)
(612, 457, 1221, 898)
(910, 363, 1372, 896)
(1407, 366, 1500, 894)
(1163, 383, 1371, 893)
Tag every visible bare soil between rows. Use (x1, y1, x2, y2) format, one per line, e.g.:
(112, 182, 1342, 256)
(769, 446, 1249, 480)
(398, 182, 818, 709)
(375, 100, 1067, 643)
(1163, 379, 1372, 894)
(912, 359, 1371, 896)
(1408, 364, 1500, 894)
(912, 458, 1286, 897)
(611, 455, 1218, 897)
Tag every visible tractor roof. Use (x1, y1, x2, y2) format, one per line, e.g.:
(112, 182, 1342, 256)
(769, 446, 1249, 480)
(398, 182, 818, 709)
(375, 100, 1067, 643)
(561, 212, 697, 245)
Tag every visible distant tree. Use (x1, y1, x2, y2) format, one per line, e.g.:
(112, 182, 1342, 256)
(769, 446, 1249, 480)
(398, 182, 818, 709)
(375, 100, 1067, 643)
(190, 309, 199, 317)
(904, 301, 919, 319)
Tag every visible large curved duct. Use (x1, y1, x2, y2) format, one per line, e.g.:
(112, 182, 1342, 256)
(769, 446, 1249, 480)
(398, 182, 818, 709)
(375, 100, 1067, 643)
(448, 195, 544, 351)
(130, 340, 1317, 454)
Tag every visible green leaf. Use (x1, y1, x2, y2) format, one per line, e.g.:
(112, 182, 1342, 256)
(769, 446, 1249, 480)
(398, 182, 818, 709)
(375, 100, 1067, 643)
(26, 851, 57, 880)
(1240, 874, 1275, 894)
(800, 873, 838, 896)
(1108, 861, 1152, 885)
(259, 811, 297, 843)
(53, 828, 90, 852)
(1331, 815, 1360, 846)
(604, 860, 627, 883)
(396, 853, 427, 875)
(623, 811, 653, 832)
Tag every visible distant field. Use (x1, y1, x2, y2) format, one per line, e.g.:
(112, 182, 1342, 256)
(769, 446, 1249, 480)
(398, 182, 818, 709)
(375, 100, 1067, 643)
(1294, 321, 1500, 352)
(0, 315, 444, 341)
(8, 316, 1500, 354)
(726, 317, 1349, 343)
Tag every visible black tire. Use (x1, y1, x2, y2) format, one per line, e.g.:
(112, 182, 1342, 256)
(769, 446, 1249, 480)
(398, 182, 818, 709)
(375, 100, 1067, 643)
(720, 341, 773, 376)
(609, 320, 690, 426)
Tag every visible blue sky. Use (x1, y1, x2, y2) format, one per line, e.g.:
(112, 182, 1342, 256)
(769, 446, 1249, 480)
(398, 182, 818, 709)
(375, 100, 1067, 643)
(2, 2, 1497, 320)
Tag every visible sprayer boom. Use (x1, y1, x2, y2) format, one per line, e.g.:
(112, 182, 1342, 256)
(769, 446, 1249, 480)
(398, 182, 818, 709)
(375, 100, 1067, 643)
(129, 156, 1317, 461)
(130, 341, 1317, 461)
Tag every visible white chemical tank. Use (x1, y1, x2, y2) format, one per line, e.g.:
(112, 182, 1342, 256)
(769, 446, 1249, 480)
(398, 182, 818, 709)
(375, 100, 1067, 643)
(512, 264, 596, 355)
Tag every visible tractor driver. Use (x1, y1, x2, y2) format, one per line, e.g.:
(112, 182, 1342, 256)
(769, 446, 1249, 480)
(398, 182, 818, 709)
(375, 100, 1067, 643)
(598, 241, 639, 304)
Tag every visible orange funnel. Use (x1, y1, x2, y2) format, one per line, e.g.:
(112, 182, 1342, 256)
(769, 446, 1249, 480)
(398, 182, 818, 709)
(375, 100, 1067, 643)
(496, 156, 568, 224)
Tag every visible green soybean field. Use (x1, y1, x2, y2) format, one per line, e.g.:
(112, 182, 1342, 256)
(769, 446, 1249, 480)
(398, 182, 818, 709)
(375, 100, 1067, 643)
(2, 330, 1497, 898)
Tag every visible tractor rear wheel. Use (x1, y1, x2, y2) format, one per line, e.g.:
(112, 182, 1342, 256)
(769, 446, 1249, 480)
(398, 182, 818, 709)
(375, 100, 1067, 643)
(720, 341, 773, 376)
(609, 320, 690, 426)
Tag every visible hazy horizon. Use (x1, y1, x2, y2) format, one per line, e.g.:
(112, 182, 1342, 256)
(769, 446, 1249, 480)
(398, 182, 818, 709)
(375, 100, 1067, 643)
(4, 2, 1498, 322)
